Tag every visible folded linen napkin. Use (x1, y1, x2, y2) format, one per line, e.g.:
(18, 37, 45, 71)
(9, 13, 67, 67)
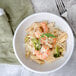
(0, 0, 34, 32)
(0, 10, 19, 64)
(0, 0, 34, 64)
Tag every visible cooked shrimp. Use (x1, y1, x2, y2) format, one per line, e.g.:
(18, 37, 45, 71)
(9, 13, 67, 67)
(34, 22, 48, 38)
(40, 22, 48, 33)
(41, 37, 53, 48)
(34, 45, 51, 60)
(41, 36, 46, 44)
(52, 38, 57, 48)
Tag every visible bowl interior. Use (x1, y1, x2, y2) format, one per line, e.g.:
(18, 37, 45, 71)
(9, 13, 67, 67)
(13, 13, 74, 73)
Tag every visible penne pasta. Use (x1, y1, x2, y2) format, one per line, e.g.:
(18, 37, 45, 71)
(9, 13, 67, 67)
(25, 51, 31, 58)
(58, 32, 68, 43)
(32, 59, 45, 64)
(30, 55, 40, 60)
(25, 21, 68, 64)
(46, 56, 55, 63)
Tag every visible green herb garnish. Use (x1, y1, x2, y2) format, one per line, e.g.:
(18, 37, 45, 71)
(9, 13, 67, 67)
(41, 33, 56, 38)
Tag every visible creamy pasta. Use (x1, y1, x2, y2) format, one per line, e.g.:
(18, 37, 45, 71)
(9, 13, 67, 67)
(25, 21, 68, 64)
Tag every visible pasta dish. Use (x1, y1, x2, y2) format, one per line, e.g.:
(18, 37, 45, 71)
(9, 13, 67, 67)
(25, 21, 68, 64)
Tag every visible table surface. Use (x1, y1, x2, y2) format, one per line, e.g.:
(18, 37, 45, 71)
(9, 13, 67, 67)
(0, 0, 76, 76)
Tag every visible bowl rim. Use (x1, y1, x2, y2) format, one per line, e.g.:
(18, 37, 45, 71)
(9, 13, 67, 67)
(13, 12, 75, 74)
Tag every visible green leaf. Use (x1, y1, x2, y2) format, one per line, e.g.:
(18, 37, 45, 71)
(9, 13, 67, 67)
(41, 33, 56, 38)
(54, 53, 60, 58)
(32, 38, 41, 50)
(54, 46, 60, 58)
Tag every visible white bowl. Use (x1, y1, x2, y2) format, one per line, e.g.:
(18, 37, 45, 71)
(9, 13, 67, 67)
(13, 12, 74, 73)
